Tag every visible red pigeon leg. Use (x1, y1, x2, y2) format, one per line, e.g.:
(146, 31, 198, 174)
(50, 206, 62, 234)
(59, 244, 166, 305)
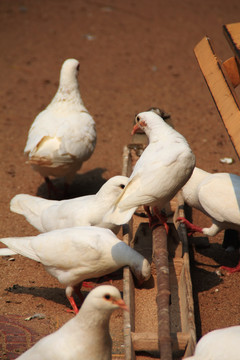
(66, 284, 88, 314)
(144, 206, 169, 233)
(66, 295, 79, 314)
(144, 206, 158, 228)
(152, 206, 169, 234)
(177, 217, 203, 236)
(221, 259, 240, 274)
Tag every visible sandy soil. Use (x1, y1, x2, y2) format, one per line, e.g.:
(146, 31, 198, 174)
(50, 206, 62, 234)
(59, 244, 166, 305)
(1, 0, 240, 358)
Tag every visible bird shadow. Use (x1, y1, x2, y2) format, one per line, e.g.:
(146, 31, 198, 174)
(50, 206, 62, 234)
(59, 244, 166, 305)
(188, 243, 224, 340)
(5, 284, 71, 308)
(191, 239, 240, 269)
(36, 167, 107, 200)
(4, 270, 126, 310)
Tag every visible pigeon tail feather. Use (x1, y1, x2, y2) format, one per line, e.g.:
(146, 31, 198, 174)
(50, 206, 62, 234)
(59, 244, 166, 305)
(0, 237, 41, 262)
(10, 194, 55, 232)
(0, 248, 17, 256)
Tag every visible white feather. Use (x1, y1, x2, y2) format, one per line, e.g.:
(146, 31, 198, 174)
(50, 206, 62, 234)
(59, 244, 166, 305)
(16, 285, 127, 360)
(0, 226, 151, 303)
(104, 111, 195, 225)
(24, 58, 96, 184)
(182, 167, 240, 236)
(10, 176, 128, 234)
(185, 326, 240, 360)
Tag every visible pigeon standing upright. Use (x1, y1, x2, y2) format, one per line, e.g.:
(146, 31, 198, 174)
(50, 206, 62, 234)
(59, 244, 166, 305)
(0, 226, 151, 313)
(16, 285, 128, 360)
(24, 58, 96, 196)
(10, 175, 128, 234)
(104, 111, 195, 230)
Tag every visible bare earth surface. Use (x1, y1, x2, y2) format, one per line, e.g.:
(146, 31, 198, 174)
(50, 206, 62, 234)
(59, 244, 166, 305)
(1, 1, 240, 358)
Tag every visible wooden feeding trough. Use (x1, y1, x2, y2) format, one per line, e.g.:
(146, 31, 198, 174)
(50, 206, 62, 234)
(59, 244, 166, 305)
(121, 139, 196, 360)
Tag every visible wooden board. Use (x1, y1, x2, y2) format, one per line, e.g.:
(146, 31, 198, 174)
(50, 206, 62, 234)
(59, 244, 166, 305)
(223, 22, 240, 65)
(194, 35, 240, 159)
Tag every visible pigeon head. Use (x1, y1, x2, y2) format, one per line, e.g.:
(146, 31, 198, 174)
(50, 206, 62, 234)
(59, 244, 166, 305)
(99, 176, 128, 199)
(82, 285, 129, 312)
(59, 58, 80, 89)
(132, 111, 164, 135)
(132, 257, 151, 285)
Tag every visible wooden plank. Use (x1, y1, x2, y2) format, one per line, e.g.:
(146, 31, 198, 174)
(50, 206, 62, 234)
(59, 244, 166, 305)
(131, 331, 190, 353)
(122, 144, 136, 360)
(222, 57, 240, 88)
(194, 36, 240, 159)
(223, 22, 240, 65)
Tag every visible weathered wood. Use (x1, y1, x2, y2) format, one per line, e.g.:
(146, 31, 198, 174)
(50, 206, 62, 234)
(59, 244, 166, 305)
(123, 265, 135, 360)
(223, 22, 240, 65)
(194, 36, 240, 160)
(131, 331, 190, 353)
(152, 225, 172, 360)
(222, 57, 240, 87)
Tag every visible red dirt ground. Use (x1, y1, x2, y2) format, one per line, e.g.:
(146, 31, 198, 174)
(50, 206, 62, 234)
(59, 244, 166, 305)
(1, 1, 240, 358)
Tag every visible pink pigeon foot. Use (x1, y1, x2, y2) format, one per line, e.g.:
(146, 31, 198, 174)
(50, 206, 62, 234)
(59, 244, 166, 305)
(177, 217, 203, 236)
(221, 260, 240, 274)
(152, 206, 169, 234)
(144, 206, 169, 233)
(82, 281, 95, 289)
(66, 284, 90, 314)
(66, 295, 79, 314)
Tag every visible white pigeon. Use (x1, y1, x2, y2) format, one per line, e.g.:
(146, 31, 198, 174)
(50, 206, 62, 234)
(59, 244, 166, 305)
(178, 167, 240, 236)
(0, 226, 151, 313)
(178, 167, 240, 273)
(104, 111, 195, 227)
(24, 58, 96, 195)
(10, 176, 128, 234)
(185, 325, 240, 360)
(16, 285, 128, 360)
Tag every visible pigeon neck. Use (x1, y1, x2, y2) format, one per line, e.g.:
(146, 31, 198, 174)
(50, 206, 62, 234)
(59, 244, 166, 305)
(77, 305, 113, 329)
(147, 125, 175, 143)
(50, 72, 86, 109)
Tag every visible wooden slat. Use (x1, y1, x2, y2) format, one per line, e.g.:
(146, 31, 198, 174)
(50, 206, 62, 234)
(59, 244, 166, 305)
(222, 57, 240, 88)
(223, 22, 240, 65)
(131, 331, 190, 353)
(194, 36, 240, 159)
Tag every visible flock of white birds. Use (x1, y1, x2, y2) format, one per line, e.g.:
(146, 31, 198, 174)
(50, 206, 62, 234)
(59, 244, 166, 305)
(1, 58, 240, 359)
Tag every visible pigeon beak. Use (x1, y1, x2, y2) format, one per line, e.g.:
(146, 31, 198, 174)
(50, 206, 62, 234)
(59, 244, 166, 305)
(114, 298, 129, 312)
(131, 123, 140, 135)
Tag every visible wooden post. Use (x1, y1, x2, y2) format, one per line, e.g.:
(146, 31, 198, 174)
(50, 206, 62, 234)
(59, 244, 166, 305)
(152, 225, 172, 360)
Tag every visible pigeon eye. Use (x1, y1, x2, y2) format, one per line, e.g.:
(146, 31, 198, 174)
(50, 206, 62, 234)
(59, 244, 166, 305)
(120, 184, 125, 189)
(104, 294, 111, 300)
(76, 64, 80, 71)
(136, 116, 140, 122)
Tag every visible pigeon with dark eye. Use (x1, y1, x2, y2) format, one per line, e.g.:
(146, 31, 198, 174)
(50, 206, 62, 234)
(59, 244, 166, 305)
(104, 110, 195, 232)
(10, 176, 128, 235)
(15, 285, 128, 360)
(0, 226, 151, 314)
